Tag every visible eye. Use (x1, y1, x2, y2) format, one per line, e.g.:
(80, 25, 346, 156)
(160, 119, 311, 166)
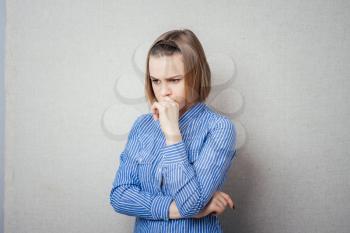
(152, 79, 160, 84)
(171, 79, 180, 83)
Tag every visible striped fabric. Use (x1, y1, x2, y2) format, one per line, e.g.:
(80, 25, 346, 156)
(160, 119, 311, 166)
(110, 101, 237, 233)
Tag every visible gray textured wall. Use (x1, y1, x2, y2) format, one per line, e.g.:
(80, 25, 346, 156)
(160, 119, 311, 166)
(4, 0, 350, 233)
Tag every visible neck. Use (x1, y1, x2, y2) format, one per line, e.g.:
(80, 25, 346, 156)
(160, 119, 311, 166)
(179, 102, 196, 118)
(179, 107, 187, 118)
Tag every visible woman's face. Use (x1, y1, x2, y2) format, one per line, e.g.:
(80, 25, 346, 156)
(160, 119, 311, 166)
(149, 53, 187, 111)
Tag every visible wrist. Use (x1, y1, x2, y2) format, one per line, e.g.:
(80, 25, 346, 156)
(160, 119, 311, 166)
(169, 200, 181, 219)
(165, 131, 182, 145)
(166, 138, 182, 146)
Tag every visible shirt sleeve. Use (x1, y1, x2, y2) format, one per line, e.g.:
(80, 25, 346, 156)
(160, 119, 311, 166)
(159, 118, 237, 218)
(109, 115, 173, 221)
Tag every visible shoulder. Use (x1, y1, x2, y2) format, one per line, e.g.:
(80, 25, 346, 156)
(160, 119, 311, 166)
(129, 113, 155, 135)
(202, 104, 236, 133)
(133, 113, 152, 127)
(202, 105, 237, 150)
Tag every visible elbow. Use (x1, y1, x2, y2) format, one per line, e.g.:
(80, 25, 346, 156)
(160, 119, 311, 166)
(176, 193, 205, 218)
(109, 186, 125, 214)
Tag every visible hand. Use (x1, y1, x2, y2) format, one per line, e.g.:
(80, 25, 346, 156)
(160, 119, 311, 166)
(151, 97, 182, 144)
(193, 191, 235, 219)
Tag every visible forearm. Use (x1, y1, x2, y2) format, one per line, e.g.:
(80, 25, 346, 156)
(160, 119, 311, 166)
(169, 200, 207, 220)
(160, 121, 236, 218)
(110, 183, 173, 221)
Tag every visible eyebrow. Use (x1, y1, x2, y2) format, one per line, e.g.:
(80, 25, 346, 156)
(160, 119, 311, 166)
(150, 75, 183, 80)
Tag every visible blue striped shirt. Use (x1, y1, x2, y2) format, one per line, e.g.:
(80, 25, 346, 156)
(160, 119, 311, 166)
(110, 101, 237, 233)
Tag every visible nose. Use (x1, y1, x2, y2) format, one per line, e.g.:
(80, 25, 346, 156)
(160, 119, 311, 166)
(160, 83, 171, 97)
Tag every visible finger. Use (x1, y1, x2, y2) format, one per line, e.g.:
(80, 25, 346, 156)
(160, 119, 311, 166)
(158, 99, 172, 109)
(150, 101, 157, 113)
(153, 109, 159, 120)
(214, 198, 227, 210)
(156, 101, 168, 111)
(220, 192, 234, 208)
(221, 192, 235, 209)
(150, 102, 159, 120)
(219, 196, 229, 209)
(151, 102, 164, 120)
(164, 96, 175, 103)
(214, 192, 226, 203)
(163, 97, 179, 108)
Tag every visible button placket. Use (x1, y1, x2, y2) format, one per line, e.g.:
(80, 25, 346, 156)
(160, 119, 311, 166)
(155, 165, 164, 190)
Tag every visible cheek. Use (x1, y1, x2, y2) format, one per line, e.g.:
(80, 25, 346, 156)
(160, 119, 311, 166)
(175, 92, 187, 107)
(152, 85, 160, 95)
(175, 82, 186, 94)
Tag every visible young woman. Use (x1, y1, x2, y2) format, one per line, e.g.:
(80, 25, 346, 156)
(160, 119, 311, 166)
(110, 29, 237, 233)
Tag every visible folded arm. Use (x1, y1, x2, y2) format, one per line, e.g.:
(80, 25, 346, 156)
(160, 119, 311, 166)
(159, 118, 237, 218)
(110, 151, 174, 220)
(109, 115, 173, 221)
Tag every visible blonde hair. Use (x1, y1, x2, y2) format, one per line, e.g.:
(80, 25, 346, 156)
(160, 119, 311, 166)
(144, 29, 211, 108)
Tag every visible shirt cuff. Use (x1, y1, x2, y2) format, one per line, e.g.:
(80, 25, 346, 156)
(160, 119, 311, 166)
(151, 195, 173, 220)
(159, 141, 187, 165)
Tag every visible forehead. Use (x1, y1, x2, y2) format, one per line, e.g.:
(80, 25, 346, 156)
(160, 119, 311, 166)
(149, 54, 184, 79)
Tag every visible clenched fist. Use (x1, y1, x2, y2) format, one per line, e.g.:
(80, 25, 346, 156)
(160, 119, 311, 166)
(151, 96, 182, 145)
